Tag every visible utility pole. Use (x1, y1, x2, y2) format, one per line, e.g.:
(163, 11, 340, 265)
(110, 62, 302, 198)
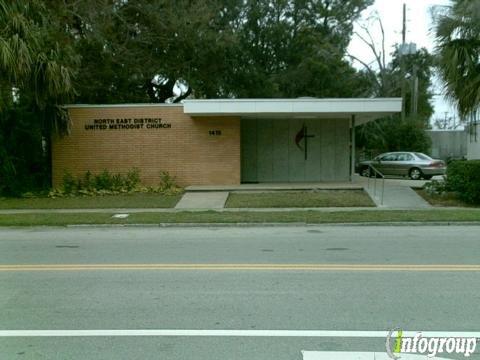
(401, 3, 406, 122)
(411, 65, 418, 116)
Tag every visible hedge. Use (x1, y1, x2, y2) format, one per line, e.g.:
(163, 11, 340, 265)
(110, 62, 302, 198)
(447, 160, 480, 204)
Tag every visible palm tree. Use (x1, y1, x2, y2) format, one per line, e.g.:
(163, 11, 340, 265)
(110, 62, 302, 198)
(435, 0, 480, 118)
(0, 0, 75, 115)
(1, 0, 77, 195)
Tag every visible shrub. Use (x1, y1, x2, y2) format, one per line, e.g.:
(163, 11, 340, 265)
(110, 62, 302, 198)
(356, 116, 432, 155)
(158, 171, 182, 194)
(82, 171, 94, 191)
(94, 170, 114, 190)
(62, 172, 78, 194)
(60, 168, 141, 195)
(446, 160, 480, 204)
(57, 169, 183, 197)
(424, 179, 448, 195)
(125, 168, 141, 191)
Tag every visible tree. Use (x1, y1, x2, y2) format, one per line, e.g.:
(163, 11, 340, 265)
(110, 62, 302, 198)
(432, 112, 465, 130)
(390, 48, 435, 122)
(0, 0, 76, 115)
(0, 0, 77, 195)
(434, 0, 480, 118)
(349, 16, 435, 119)
(64, 0, 240, 103)
(225, 0, 373, 98)
(350, 16, 434, 155)
(69, 0, 373, 102)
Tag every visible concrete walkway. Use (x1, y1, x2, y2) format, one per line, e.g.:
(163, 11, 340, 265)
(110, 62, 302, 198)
(174, 191, 229, 209)
(363, 181, 430, 208)
(365, 184, 431, 208)
(353, 175, 432, 208)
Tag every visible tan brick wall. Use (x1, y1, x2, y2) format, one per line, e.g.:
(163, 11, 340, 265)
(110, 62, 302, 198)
(52, 105, 241, 187)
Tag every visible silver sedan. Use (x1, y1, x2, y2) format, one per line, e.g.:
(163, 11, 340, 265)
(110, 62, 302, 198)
(356, 152, 446, 180)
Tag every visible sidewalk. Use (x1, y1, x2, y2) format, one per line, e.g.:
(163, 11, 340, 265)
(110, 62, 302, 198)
(0, 206, 476, 215)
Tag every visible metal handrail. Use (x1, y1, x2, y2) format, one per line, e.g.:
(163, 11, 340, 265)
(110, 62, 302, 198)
(367, 164, 385, 205)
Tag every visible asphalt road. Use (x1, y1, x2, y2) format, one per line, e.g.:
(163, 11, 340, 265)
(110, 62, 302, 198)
(0, 226, 479, 359)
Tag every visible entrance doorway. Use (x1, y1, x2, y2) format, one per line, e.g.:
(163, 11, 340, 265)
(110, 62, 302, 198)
(241, 118, 350, 182)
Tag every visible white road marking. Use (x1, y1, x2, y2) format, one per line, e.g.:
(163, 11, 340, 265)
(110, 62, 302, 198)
(112, 214, 129, 219)
(0, 330, 479, 338)
(302, 351, 452, 360)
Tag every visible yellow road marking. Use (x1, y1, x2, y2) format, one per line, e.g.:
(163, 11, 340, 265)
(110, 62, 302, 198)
(0, 264, 480, 271)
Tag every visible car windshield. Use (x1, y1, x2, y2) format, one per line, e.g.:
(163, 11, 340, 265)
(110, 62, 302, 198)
(414, 152, 432, 160)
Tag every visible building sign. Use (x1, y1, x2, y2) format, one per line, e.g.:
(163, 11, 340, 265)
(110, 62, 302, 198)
(84, 118, 171, 131)
(295, 124, 315, 160)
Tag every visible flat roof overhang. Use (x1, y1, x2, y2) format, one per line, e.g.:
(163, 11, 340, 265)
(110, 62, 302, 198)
(184, 98, 402, 125)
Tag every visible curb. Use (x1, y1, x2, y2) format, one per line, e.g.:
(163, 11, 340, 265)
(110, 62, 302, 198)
(62, 221, 480, 228)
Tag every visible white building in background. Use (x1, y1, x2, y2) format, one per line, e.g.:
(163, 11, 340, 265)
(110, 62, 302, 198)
(427, 130, 467, 161)
(467, 113, 480, 160)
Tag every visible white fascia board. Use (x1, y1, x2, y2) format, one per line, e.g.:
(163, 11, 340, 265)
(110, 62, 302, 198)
(183, 98, 401, 116)
(63, 103, 183, 109)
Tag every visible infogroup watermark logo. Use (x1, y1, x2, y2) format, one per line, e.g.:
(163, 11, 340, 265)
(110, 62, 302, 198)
(386, 328, 478, 359)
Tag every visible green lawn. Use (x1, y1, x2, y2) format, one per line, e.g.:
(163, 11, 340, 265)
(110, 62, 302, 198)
(1, 209, 480, 226)
(415, 189, 477, 208)
(0, 193, 182, 209)
(225, 190, 375, 208)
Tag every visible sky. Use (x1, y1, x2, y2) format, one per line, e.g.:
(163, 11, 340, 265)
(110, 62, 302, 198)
(347, 0, 454, 126)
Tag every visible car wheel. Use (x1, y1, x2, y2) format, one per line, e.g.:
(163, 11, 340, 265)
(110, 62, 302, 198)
(361, 167, 371, 177)
(409, 168, 422, 180)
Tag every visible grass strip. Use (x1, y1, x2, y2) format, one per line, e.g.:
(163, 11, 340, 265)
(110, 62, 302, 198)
(0, 193, 181, 209)
(225, 190, 375, 208)
(415, 189, 477, 208)
(1, 209, 480, 226)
